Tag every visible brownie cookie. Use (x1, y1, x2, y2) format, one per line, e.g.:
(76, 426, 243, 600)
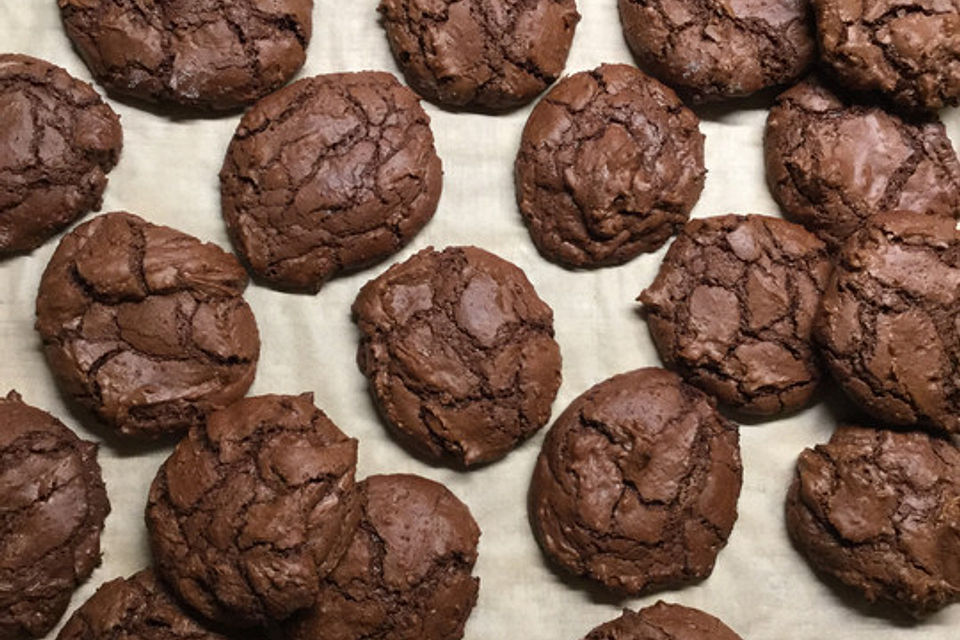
(765, 77, 960, 249)
(529, 368, 742, 595)
(35, 211, 260, 439)
(146, 393, 360, 627)
(786, 425, 960, 616)
(0, 54, 121, 257)
(515, 64, 705, 268)
(639, 214, 832, 416)
(619, 0, 815, 101)
(353, 246, 562, 467)
(58, 0, 312, 111)
(285, 474, 480, 640)
(583, 601, 742, 640)
(815, 211, 960, 433)
(0, 391, 109, 640)
(378, 0, 580, 111)
(813, 0, 960, 111)
(220, 71, 442, 292)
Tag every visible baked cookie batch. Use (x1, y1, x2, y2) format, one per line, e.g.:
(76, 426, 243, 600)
(2, 0, 960, 639)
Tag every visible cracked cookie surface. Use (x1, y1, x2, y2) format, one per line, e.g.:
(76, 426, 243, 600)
(640, 214, 831, 417)
(352, 246, 562, 467)
(0, 54, 121, 257)
(0, 391, 110, 640)
(58, 0, 312, 111)
(765, 77, 960, 249)
(515, 64, 704, 269)
(35, 211, 260, 439)
(378, 0, 580, 111)
(146, 393, 360, 628)
(582, 601, 742, 640)
(786, 425, 960, 616)
(220, 71, 442, 293)
(529, 368, 742, 595)
(285, 474, 480, 640)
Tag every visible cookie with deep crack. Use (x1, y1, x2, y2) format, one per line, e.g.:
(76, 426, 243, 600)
(0, 391, 110, 640)
(529, 368, 742, 595)
(35, 211, 260, 439)
(352, 245, 562, 467)
(582, 601, 743, 640)
(378, 0, 580, 111)
(786, 425, 960, 616)
(220, 71, 442, 293)
(765, 77, 960, 249)
(146, 393, 360, 628)
(515, 64, 705, 268)
(58, 0, 312, 111)
(640, 214, 831, 416)
(285, 474, 480, 640)
(0, 54, 121, 257)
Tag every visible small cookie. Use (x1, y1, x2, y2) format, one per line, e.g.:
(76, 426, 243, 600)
(786, 425, 960, 616)
(0, 391, 110, 640)
(285, 474, 480, 640)
(353, 246, 562, 467)
(35, 211, 260, 439)
(815, 211, 960, 433)
(619, 0, 815, 101)
(640, 214, 831, 416)
(0, 54, 121, 256)
(146, 393, 360, 627)
(220, 71, 441, 292)
(58, 0, 312, 111)
(529, 368, 742, 595)
(515, 64, 705, 268)
(583, 601, 742, 640)
(378, 0, 580, 111)
(765, 77, 960, 249)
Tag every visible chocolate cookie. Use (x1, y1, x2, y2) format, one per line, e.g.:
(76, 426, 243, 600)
(529, 368, 742, 595)
(786, 425, 960, 616)
(515, 64, 705, 268)
(0, 54, 121, 256)
(378, 0, 580, 111)
(813, 0, 960, 111)
(35, 211, 260, 439)
(353, 246, 562, 467)
(765, 77, 960, 249)
(618, 0, 815, 101)
(583, 601, 742, 640)
(58, 0, 312, 111)
(285, 474, 480, 640)
(220, 71, 441, 292)
(0, 391, 110, 640)
(640, 214, 831, 416)
(146, 393, 360, 627)
(815, 211, 960, 433)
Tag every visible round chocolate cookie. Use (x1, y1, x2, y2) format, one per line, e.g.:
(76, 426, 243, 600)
(640, 214, 832, 416)
(58, 0, 312, 111)
(35, 212, 260, 439)
(220, 71, 442, 292)
(583, 601, 742, 640)
(0, 391, 110, 640)
(285, 474, 480, 640)
(378, 0, 580, 111)
(813, 0, 960, 111)
(618, 0, 815, 101)
(529, 368, 742, 595)
(786, 425, 960, 616)
(146, 393, 360, 628)
(765, 77, 960, 249)
(0, 54, 121, 257)
(815, 211, 960, 433)
(515, 64, 705, 268)
(353, 246, 562, 467)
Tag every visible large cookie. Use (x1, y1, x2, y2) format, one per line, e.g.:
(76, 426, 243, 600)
(582, 601, 743, 640)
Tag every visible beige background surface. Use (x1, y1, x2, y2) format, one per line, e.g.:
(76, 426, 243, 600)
(2, 1, 960, 638)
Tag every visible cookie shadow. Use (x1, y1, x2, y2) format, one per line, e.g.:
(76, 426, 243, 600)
(689, 85, 783, 122)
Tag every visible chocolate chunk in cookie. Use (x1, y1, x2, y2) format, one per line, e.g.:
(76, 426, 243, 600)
(582, 601, 743, 640)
